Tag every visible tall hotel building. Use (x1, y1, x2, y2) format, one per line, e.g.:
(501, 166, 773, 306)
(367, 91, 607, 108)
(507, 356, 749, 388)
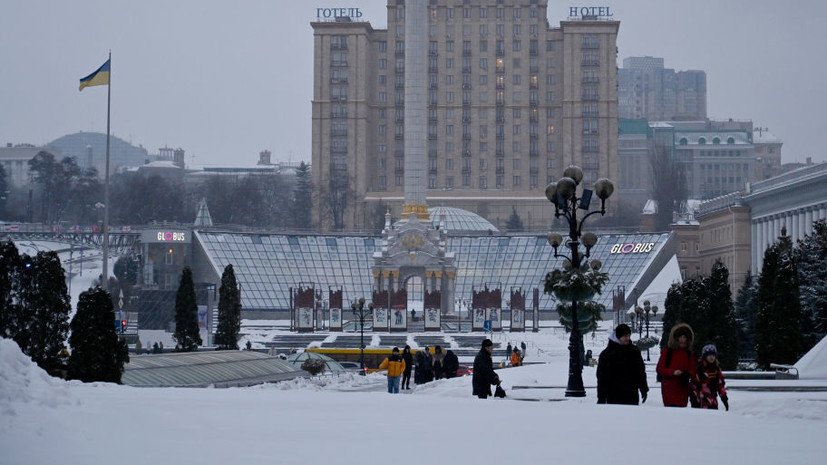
(311, 1, 619, 231)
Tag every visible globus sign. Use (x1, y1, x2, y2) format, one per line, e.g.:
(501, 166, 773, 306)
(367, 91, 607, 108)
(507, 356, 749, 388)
(610, 242, 655, 254)
(158, 231, 187, 242)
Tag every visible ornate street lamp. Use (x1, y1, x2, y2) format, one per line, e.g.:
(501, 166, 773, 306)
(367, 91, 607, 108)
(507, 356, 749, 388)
(545, 165, 614, 397)
(351, 297, 374, 375)
(635, 300, 659, 361)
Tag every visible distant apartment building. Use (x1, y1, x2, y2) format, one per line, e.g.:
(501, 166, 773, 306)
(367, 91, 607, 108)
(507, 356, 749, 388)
(311, 1, 619, 231)
(618, 56, 707, 121)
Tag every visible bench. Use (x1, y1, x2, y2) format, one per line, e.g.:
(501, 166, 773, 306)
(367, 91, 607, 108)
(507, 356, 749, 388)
(770, 363, 799, 380)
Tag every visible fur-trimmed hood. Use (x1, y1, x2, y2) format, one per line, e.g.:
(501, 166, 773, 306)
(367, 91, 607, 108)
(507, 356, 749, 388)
(667, 323, 694, 350)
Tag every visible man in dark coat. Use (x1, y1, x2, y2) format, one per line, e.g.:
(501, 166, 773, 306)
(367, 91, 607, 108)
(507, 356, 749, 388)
(472, 339, 500, 399)
(597, 324, 649, 405)
(443, 349, 459, 378)
(415, 347, 433, 384)
(401, 345, 414, 389)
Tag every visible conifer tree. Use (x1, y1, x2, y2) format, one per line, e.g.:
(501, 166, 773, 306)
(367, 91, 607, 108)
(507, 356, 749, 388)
(703, 260, 739, 369)
(506, 207, 524, 232)
(68, 287, 129, 383)
(215, 264, 242, 350)
(291, 162, 312, 230)
(755, 228, 802, 368)
(660, 282, 683, 347)
(795, 219, 827, 352)
(734, 273, 758, 361)
(0, 240, 24, 340)
(18, 251, 71, 374)
(173, 267, 202, 351)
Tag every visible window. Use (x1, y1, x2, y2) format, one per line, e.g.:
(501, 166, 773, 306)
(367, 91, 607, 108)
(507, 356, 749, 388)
(480, 39, 488, 52)
(165, 249, 174, 265)
(513, 175, 521, 186)
(379, 41, 387, 52)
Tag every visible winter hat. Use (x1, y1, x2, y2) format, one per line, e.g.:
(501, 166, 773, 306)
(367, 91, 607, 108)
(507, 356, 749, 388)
(615, 324, 632, 338)
(702, 344, 717, 357)
(481, 339, 494, 348)
(392, 347, 399, 353)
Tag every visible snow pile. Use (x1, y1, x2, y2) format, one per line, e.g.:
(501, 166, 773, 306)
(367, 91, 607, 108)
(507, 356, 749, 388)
(795, 335, 827, 379)
(0, 338, 74, 415)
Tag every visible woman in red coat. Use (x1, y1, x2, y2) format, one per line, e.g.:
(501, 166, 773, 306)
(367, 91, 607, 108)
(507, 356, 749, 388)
(656, 323, 696, 407)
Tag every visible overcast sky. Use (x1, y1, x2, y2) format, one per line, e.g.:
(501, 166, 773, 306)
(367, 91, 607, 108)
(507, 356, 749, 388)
(1, 0, 824, 168)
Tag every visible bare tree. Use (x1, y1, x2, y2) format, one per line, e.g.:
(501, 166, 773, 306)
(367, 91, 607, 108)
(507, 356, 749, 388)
(649, 147, 688, 231)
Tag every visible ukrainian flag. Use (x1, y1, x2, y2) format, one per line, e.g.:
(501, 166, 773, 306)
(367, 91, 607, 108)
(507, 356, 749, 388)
(79, 59, 110, 91)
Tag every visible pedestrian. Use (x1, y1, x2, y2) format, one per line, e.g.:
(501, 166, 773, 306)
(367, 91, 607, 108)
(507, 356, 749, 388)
(379, 347, 406, 394)
(152, 342, 159, 354)
(415, 346, 433, 384)
(401, 345, 413, 389)
(506, 342, 513, 361)
(159, 341, 164, 352)
(411, 309, 416, 322)
(596, 324, 649, 405)
(692, 344, 729, 411)
(433, 345, 445, 380)
(520, 341, 527, 356)
(472, 339, 500, 399)
(443, 349, 459, 378)
(656, 323, 697, 407)
(511, 348, 523, 367)
(135, 337, 142, 355)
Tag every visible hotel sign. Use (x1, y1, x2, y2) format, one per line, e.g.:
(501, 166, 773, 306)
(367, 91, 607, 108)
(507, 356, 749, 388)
(610, 242, 655, 254)
(316, 7, 363, 19)
(569, 6, 613, 18)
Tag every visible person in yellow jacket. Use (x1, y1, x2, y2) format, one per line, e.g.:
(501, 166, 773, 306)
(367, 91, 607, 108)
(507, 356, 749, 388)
(511, 348, 523, 367)
(379, 347, 407, 394)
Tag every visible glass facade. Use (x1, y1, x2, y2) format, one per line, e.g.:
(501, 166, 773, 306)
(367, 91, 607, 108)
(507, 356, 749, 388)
(196, 231, 673, 313)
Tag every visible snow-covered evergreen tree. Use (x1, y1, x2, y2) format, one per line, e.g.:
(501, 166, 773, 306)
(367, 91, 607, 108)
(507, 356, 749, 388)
(215, 264, 241, 350)
(0, 240, 24, 340)
(756, 228, 802, 368)
(173, 267, 202, 351)
(734, 273, 758, 361)
(703, 260, 739, 369)
(795, 219, 827, 353)
(68, 287, 129, 383)
(18, 251, 71, 375)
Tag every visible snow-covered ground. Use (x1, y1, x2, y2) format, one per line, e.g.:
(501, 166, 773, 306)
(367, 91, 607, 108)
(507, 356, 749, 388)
(2, 334, 826, 465)
(4, 240, 827, 464)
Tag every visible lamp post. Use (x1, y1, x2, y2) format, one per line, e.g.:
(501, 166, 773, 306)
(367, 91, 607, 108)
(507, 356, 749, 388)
(351, 297, 373, 375)
(545, 165, 614, 397)
(635, 300, 658, 361)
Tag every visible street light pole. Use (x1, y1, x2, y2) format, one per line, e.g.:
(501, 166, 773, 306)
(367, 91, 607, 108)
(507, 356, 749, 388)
(545, 166, 614, 398)
(352, 297, 373, 375)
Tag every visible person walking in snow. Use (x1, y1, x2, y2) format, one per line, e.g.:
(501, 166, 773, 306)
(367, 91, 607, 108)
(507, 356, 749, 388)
(596, 324, 649, 405)
(442, 349, 459, 378)
(401, 345, 413, 390)
(432, 345, 445, 380)
(506, 342, 513, 362)
(415, 346, 433, 384)
(379, 347, 406, 394)
(656, 323, 697, 407)
(692, 343, 729, 410)
(511, 348, 523, 367)
(472, 339, 500, 399)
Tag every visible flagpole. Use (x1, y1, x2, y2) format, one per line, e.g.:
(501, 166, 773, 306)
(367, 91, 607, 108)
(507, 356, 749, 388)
(102, 50, 111, 286)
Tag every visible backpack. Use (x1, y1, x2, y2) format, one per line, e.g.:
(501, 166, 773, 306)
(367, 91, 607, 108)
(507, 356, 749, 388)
(656, 348, 674, 382)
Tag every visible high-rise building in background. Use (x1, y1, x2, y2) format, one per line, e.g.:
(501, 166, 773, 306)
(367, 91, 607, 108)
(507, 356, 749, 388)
(618, 56, 706, 121)
(311, 1, 619, 231)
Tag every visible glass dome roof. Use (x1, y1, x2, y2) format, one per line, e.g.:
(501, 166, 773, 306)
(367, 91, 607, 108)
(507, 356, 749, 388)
(395, 206, 499, 233)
